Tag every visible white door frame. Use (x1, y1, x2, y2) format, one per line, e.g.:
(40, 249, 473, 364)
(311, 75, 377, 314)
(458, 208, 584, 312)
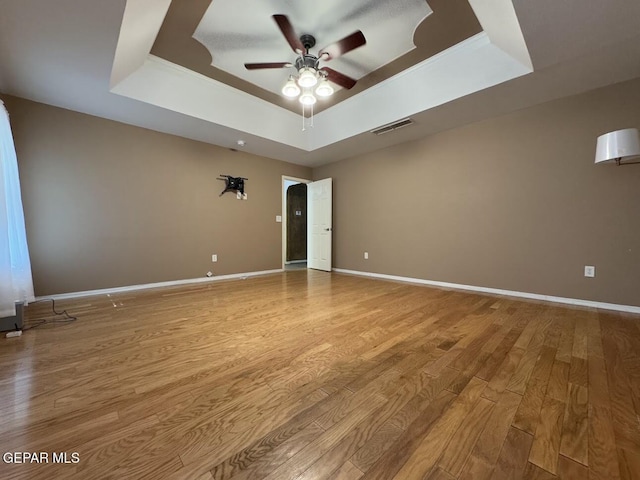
(282, 175, 311, 269)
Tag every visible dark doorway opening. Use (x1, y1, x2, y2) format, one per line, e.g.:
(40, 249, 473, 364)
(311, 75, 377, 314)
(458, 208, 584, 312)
(286, 183, 307, 270)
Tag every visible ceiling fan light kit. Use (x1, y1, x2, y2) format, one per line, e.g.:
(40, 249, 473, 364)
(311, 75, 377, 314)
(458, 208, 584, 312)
(315, 79, 334, 98)
(299, 91, 317, 106)
(298, 68, 318, 88)
(282, 76, 300, 97)
(244, 14, 367, 128)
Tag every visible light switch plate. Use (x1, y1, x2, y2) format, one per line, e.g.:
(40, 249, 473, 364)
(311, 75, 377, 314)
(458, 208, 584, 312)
(276, 215, 282, 223)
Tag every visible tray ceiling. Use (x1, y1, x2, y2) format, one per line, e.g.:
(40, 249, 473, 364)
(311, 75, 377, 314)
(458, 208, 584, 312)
(4, 0, 639, 167)
(151, 0, 482, 114)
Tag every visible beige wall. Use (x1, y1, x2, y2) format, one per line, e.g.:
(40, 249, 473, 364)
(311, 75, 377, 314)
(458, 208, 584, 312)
(5, 77, 640, 305)
(314, 77, 640, 307)
(3, 96, 311, 296)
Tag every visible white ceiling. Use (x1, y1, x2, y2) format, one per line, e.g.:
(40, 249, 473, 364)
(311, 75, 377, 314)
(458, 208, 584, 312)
(193, 0, 432, 95)
(1, 0, 639, 167)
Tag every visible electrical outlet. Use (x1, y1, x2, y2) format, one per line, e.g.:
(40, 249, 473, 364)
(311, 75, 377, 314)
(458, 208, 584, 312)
(584, 265, 595, 277)
(212, 254, 217, 263)
(364, 252, 369, 259)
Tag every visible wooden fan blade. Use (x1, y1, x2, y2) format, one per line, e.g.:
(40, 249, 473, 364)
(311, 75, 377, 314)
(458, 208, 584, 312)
(244, 62, 291, 70)
(321, 67, 357, 89)
(319, 31, 366, 61)
(272, 14, 304, 53)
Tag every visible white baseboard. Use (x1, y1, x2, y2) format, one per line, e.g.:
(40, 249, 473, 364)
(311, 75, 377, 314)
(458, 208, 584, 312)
(333, 268, 640, 314)
(285, 260, 307, 264)
(35, 267, 640, 315)
(38, 269, 283, 301)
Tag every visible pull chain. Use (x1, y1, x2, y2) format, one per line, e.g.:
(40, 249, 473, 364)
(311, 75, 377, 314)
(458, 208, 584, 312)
(301, 103, 314, 131)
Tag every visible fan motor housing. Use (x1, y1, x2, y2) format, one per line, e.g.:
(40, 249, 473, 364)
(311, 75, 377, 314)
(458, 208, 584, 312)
(295, 54, 320, 71)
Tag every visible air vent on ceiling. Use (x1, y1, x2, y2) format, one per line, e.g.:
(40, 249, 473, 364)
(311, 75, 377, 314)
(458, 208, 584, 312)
(370, 118, 414, 136)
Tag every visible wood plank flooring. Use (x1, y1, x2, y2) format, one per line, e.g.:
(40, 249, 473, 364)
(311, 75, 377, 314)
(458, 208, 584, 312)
(1, 270, 639, 479)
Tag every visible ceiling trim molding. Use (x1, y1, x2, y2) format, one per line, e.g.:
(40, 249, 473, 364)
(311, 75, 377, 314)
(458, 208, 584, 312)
(109, 0, 533, 152)
(468, 0, 532, 70)
(111, 55, 309, 149)
(110, 0, 172, 88)
(310, 33, 532, 150)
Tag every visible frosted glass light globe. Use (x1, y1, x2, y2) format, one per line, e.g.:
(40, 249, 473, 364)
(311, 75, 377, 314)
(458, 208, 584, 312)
(297, 68, 318, 88)
(315, 79, 334, 97)
(299, 92, 317, 106)
(282, 77, 300, 98)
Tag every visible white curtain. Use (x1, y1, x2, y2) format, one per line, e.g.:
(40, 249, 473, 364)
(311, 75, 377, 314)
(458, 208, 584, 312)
(0, 99, 34, 317)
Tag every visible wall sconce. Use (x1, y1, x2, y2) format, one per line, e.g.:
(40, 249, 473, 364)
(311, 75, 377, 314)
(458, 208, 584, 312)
(595, 128, 640, 165)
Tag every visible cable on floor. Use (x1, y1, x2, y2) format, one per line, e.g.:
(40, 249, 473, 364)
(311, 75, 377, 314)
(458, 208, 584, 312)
(22, 298, 78, 331)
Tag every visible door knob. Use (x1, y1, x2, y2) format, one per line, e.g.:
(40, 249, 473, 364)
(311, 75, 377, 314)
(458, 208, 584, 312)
(325, 228, 332, 231)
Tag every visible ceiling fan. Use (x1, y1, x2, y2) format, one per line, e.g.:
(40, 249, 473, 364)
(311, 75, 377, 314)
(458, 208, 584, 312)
(244, 14, 367, 103)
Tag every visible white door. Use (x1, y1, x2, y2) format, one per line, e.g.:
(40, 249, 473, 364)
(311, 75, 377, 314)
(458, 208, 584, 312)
(307, 178, 332, 272)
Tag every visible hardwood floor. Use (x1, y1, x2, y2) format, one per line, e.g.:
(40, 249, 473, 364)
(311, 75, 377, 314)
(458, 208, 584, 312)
(1, 270, 639, 479)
